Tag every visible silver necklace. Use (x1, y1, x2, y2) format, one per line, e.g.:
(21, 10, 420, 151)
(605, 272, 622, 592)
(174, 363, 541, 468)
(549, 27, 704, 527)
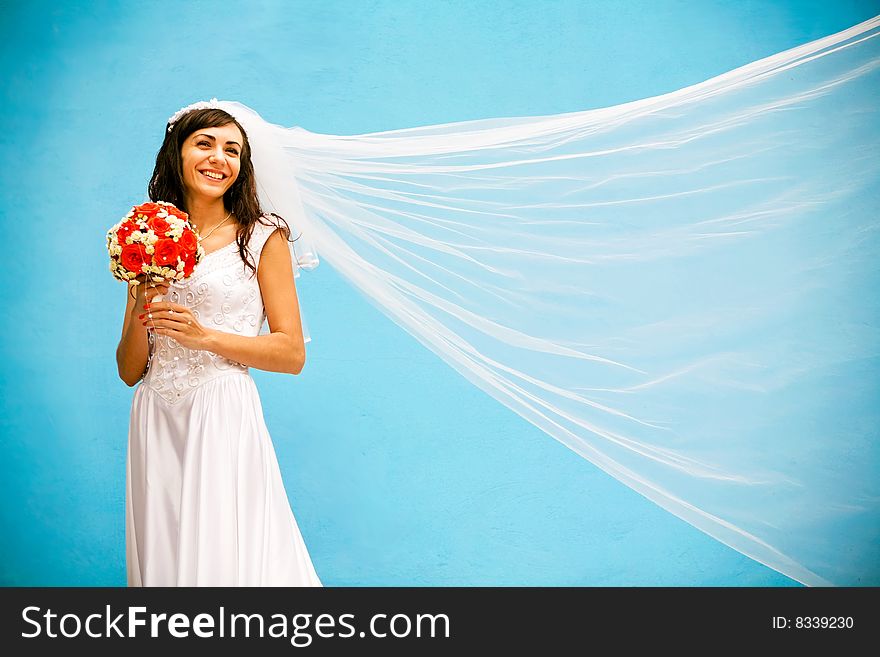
(197, 210, 232, 242)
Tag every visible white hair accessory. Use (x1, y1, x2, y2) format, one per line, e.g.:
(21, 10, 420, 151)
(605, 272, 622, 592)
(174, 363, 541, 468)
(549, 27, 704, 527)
(167, 97, 230, 132)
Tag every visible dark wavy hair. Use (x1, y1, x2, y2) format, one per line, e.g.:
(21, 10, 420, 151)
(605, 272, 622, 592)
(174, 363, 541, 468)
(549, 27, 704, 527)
(147, 107, 297, 281)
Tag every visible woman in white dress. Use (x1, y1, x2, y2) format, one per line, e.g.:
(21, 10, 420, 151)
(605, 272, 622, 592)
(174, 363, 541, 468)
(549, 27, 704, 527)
(115, 105, 322, 586)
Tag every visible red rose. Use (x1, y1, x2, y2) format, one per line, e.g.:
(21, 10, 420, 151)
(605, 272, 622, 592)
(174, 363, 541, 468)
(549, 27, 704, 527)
(134, 202, 161, 220)
(183, 255, 195, 276)
(153, 238, 180, 266)
(120, 243, 149, 274)
(116, 220, 137, 244)
(177, 229, 198, 255)
(147, 216, 171, 236)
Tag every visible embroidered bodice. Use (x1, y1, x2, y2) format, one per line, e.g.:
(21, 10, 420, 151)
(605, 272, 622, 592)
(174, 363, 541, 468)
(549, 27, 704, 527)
(140, 214, 283, 404)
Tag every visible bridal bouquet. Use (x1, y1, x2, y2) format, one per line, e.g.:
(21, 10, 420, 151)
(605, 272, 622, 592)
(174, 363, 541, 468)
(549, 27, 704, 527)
(106, 201, 205, 290)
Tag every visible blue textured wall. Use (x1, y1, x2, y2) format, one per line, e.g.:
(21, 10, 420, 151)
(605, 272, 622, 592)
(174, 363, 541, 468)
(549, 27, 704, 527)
(1, 0, 876, 585)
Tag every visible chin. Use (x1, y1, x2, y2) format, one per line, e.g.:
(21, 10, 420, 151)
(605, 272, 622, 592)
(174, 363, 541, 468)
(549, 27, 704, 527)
(190, 179, 229, 196)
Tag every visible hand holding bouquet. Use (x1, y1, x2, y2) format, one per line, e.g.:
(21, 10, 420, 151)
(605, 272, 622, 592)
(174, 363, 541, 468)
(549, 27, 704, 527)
(106, 201, 205, 301)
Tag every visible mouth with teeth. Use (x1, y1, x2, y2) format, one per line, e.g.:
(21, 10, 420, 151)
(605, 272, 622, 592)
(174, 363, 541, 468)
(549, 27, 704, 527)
(198, 169, 227, 182)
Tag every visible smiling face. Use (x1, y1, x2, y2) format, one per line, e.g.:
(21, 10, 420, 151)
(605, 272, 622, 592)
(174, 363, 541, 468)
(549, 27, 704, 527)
(180, 123, 244, 203)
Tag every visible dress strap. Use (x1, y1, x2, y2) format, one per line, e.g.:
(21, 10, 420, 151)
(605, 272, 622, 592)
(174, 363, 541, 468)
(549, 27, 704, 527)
(246, 213, 285, 270)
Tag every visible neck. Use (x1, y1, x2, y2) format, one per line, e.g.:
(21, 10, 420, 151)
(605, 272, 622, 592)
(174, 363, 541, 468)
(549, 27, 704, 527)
(185, 196, 231, 232)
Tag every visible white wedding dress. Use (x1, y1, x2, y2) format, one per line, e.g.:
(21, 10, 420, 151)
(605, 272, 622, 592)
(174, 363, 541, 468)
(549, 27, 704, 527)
(125, 213, 322, 587)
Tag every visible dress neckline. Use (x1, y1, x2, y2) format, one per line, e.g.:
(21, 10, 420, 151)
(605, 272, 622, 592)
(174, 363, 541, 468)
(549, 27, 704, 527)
(202, 238, 238, 259)
(200, 215, 272, 258)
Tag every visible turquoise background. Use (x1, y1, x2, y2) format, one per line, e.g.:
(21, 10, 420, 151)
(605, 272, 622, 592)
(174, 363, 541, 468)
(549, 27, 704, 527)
(1, 0, 877, 586)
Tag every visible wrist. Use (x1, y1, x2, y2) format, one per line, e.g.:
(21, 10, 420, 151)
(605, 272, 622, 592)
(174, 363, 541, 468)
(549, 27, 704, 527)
(200, 327, 220, 352)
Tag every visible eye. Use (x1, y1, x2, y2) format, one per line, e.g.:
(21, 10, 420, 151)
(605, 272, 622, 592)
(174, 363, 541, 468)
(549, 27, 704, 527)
(196, 140, 238, 155)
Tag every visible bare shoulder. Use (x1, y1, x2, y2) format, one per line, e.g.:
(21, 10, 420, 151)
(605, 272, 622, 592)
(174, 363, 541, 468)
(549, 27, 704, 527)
(254, 213, 288, 255)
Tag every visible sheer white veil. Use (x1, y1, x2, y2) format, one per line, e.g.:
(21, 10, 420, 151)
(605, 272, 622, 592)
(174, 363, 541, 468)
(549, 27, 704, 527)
(212, 15, 879, 586)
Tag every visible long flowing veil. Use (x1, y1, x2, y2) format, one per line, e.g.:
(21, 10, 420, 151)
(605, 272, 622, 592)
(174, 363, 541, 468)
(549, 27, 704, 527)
(220, 15, 880, 586)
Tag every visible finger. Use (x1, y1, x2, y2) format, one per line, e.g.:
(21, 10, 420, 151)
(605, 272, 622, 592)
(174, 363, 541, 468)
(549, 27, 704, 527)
(143, 319, 180, 330)
(145, 289, 166, 302)
(145, 301, 188, 314)
(142, 299, 166, 311)
(141, 306, 166, 321)
(142, 311, 189, 325)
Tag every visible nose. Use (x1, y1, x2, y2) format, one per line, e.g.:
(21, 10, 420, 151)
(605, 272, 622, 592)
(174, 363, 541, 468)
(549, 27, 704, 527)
(208, 147, 226, 166)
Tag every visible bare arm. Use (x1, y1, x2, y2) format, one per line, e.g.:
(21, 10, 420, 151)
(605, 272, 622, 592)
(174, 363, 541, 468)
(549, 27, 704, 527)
(116, 282, 167, 387)
(202, 229, 306, 374)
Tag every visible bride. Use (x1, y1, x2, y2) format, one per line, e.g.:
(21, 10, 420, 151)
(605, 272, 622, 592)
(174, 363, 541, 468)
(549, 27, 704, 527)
(115, 15, 878, 588)
(116, 104, 322, 586)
